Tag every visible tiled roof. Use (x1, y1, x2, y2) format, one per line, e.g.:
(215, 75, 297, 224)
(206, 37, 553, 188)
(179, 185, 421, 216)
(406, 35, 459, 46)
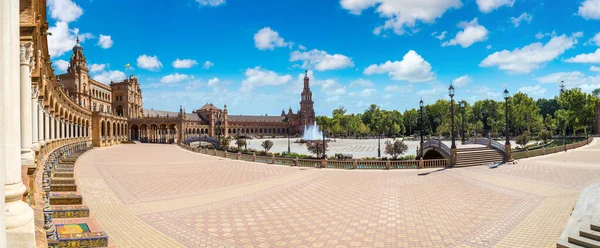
(143, 109, 178, 117)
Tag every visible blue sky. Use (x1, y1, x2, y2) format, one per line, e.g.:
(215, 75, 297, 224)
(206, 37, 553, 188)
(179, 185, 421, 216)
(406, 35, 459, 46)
(47, 0, 600, 116)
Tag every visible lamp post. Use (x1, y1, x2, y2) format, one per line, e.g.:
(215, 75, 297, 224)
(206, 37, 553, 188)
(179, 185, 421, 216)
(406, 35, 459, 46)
(376, 115, 381, 158)
(419, 99, 424, 158)
(244, 122, 247, 150)
(503, 88, 511, 162)
(287, 117, 291, 154)
(216, 112, 222, 150)
(460, 100, 466, 145)
(449, 84, 456, 149)
(322, 130, 327, 159)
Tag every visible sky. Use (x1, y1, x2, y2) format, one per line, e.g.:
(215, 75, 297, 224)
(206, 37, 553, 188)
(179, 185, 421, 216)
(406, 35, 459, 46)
(47, 0, 600, 116)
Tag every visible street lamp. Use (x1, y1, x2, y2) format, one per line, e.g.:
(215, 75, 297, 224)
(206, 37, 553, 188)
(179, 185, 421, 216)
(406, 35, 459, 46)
(216, 112, 223, 150)
(460, 100, 466, 145)
(286, 117, 291, 154)
(322, 130, 327, 159)
(503, 88, 510, 146)
(449, 84, 456, 149)
(376, 116, 381, 158)
(419, 99, 424, 158)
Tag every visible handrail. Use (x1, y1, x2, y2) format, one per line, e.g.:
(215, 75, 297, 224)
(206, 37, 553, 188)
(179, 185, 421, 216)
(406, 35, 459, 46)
(423, 138, 451, 157)
(466, 137, 506, 154)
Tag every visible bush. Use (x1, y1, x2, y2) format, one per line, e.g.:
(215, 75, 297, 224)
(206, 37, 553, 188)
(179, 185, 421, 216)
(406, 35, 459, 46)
(384, 140, 408, 160)
(516, 131, 531, 148)
(306, 140, 328, 158)
(538, 130, 552, 144)
(261, 139, 274, 153)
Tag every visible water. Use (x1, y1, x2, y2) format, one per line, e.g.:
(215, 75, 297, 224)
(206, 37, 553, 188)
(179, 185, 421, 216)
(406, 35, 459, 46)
(302, 122, 324, 141)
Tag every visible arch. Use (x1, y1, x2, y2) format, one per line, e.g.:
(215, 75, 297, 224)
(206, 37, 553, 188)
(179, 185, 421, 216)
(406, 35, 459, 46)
(423, 149, 445, 160)
(101, 120, 106, 137)
(116, 105, 124, 117)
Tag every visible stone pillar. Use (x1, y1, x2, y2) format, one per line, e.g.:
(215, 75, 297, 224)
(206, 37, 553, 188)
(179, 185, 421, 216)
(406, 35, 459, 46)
(49, 115, 55, 141)
(44, 111, 50, 144)
(1, 0, 35, 244)
(450, 148, 457, 167)
(20, 42, 35, 166)
(37, 102, 44, 146)
(31, 87, 40, 151)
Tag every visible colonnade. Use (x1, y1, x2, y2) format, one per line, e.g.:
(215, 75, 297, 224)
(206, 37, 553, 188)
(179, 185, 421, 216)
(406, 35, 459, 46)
(129, 124, 178, 143)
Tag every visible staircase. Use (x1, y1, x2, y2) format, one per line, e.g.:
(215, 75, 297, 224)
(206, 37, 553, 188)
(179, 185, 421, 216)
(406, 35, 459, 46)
(557, 183, 600, 248)
(455, 146, 504, 167)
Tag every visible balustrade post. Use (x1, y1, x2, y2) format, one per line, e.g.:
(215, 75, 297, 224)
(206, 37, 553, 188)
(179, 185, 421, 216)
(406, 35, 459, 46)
(321, 159, 327, 168)
(385, 159, 390, 170)
(253, 153, 256, 162)
(353, 159, 358, 169)
(272, 154, 275, 164)
(419, 157, 424, 168)
(294, 157, 298, 167)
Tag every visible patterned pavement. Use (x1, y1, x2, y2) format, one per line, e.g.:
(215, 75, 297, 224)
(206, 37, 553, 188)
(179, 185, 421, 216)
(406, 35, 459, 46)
(75, 139, 600, 247)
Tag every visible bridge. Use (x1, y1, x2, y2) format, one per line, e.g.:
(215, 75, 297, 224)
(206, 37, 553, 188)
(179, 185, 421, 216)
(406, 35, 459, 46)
(421, 137, 506, 167)
(182, 136, 219, 148)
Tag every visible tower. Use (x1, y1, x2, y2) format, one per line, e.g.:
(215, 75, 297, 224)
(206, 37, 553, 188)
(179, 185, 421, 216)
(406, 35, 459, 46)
(299, 70, 315, 129)
(65, 37, 91, 108)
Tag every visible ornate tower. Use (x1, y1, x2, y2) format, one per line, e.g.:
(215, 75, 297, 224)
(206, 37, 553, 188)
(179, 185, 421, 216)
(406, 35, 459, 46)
(299, 70, 315, 129)
(66, 37, 91, 108)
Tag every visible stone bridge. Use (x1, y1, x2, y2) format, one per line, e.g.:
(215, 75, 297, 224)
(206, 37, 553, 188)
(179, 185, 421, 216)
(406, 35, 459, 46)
(182, 136, 219, 148)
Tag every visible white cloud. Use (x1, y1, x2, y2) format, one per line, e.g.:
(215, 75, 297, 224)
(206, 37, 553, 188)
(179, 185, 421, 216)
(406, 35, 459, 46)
(321, 79, 347, 96)
(432, 31, 447, 40)
(97, 35, 113, 49)
(535, 71, 600, 92)
(340, 0, 462, 36)
(254, 27, 289, 50)
(349, 79, 374, 88)
(172, 59, 198, 69)
(160, 73, 190, 84)
(195, 0, 226, 7)
(383, 94, 394, 99)
(290, 49, 354, 71)
(241, 67, 292, 91)
(535, 30, 557, 40)
(510, 12, 533, 27)
(327, 96, 341, 102)
(92, 70, 126, 85)
(54, 60, 69, 73)
(207, 77, 221, 87)
(384, 84, 414, 93)
(452, 75, 472, 87)
(486, 45, 492, 49)
(298, 45, 307, 50)
(47, 22, 93, 57)
(48, 0, 83, 23)
(593, 32, 600, 46)
(137, 55, 163, 71)
(480, 33, 581, 74)
(518, 85, 546, 99)
(363, 50, 435, 82)
(578, 0, 600, 20)
(89, 63, 108, 73)
(359, 88, 377, 97)
(476, 0, 515, 13)
(591, 66, 600, 72)
(442, 18, 488, 48)
(203, 61, 214, 69)
(564, 49, 600, 63)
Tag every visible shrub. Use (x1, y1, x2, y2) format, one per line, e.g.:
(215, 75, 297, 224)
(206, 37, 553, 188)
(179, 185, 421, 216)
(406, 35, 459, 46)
(261, 139, 274, 153)
(516, 131, 531, 148)
(306, 140, 328, 158)
(384, 140, 408, 160)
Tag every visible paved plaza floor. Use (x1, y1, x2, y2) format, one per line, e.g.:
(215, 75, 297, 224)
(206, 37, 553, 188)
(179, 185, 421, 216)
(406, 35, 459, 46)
(76, 139, 600, 247)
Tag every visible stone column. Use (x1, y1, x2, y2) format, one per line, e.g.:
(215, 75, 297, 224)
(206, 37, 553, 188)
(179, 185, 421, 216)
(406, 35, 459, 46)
(1, 0, 35, 244)
(20, 42, 35, 166)
(50, 115, 55, 141)
(37, 101, 44, 146)
(31, 87, 40, 151)
(44, 111, 50, 143)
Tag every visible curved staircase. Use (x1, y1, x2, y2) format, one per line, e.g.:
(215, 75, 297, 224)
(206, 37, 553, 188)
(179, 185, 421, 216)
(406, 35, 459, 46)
(557, 183, 600, 248)
(455, 146, 504, 167)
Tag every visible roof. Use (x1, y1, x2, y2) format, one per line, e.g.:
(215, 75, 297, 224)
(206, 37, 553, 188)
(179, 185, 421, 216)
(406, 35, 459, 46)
(143, 108, 178, 118)
(196, 103, 221, 111)
(227, 115, 286, 123)
(186, 113, 202, 121)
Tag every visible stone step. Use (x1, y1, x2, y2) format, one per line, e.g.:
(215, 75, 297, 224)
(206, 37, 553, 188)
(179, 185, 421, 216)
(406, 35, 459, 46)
(52, 172, 74, 178)
(50, 184, 77, 192)
(50, 192, 83, 205)
(569, 233, 600, 248)
(55, 166, 74, 172)
(557, 183, 600, 247)
(557, 240, 586, 248)
(49, 217, 110, 247)
(456, 147, 489, 152)
(581, 226, 600, 242)
(52, 178, 75, 184)
(45, 205, 90, 218)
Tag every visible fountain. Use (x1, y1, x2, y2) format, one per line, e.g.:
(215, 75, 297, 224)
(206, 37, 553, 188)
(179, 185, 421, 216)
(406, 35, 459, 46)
(301, 121, 324, 141)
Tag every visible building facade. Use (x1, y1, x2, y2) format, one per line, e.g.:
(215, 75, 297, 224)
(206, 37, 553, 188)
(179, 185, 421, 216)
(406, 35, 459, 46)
(128, 70, 317, 143)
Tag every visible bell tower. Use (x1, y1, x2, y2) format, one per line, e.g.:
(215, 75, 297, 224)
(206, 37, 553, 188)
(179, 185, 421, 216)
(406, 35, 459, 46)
(66, 37, 90, 108)
(299, 70, 315, 128)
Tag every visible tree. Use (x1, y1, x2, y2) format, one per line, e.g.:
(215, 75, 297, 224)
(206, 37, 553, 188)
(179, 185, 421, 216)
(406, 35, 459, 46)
(219, 136, 231, 149)
(593, 88, 600, 98)
(305, 140, 328, 158)
(261, 139, 273, 153)
(538, 130, 552, 144)
(516, 131, 531, 148)
(384, 140, 408, 159)
(403, 109, 419, 136)
(558, 88, 588, 135)
(237, 138, 247, 149)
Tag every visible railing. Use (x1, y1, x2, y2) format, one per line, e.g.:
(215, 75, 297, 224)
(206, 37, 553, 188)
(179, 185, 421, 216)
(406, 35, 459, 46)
(423, 159, 449, 168)
(356, 160, 387, 169)
(327, 160, 355, 169)
(423, 138, 451, 157)
(389, 160, 419, 169)
(177, 144, 457, 170)
(511, 138, 593, 160)
(467, 137, 506, 153)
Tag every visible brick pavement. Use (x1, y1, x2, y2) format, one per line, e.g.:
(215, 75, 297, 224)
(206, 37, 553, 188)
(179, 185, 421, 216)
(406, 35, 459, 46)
(74, 140, 600, 247)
